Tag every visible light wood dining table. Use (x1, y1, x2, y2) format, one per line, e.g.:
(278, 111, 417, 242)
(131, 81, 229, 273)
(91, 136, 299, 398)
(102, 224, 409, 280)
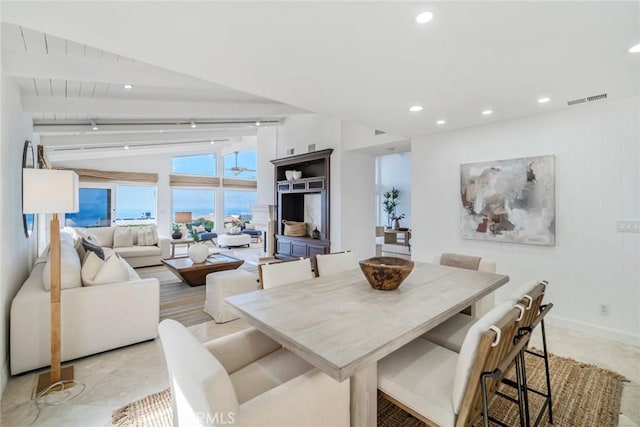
(225, 261, 509, 427)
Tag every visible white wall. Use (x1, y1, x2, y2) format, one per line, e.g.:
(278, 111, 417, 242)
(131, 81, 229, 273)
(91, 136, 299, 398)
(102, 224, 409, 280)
(377, 152, 412, 229)
(411, 96, 640, 345)
(0, 77, 36, 396)
(256, 126, 277, 205)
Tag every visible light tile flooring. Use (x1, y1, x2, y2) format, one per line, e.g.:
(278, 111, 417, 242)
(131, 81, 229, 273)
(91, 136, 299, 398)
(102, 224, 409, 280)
(1, 321, 638, 427)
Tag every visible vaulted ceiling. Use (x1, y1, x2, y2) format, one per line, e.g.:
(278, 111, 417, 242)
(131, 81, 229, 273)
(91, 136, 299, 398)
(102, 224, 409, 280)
(2, 1, 639, 155)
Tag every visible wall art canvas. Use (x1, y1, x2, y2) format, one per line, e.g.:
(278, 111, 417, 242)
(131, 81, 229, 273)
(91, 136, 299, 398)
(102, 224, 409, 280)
(460, 155, 555, 246)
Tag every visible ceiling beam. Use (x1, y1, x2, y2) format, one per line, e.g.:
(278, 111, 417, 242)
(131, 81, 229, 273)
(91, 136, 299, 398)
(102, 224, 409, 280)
(22, 96, 306, 118)
(3, 50, 219, 89)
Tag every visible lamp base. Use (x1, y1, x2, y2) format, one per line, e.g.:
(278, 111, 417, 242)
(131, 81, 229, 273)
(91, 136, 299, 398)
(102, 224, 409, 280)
(36, 365, 74, 396)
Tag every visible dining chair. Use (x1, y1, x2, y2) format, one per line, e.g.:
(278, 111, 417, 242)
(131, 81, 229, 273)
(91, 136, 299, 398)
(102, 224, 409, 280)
(314, 251, 356, 277)
(378, 302, 529, 427)
(258, 257, 314, 289)
(158, 320, 350, 427)
(435, 253, 497, 316)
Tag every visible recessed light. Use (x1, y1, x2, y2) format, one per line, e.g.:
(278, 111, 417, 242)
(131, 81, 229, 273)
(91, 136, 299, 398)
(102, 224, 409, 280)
(190, 120, 197, 128)
(629, 43, 640, 53)
(124, 84, 133, 90)
(409, 105, 423, 112)
(255, 120, 261, 126)
(436, 120, 446, 125)
(538, 97, 551, 104)
(123, 145, 129, 150)
(416, 12, 434, 24)
(482, 110, 493, 116)
(90, 120, 98, 130)
(210, 140, 215, 145)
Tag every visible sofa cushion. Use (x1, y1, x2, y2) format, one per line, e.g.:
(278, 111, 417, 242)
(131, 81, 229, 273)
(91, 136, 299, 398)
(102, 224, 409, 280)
(113, 227, 133, 248)
(137, 225, 158, 246)
(83, 254, 130, 286)
(81, 252, 105, 285)
(74, 227, 100, 244)
(244, 223, 255, 230)
(82, 227, 114, 247)
(81, 238, 105, 260)
(113, 245, 161, 258)
(42, 238, 82, 291)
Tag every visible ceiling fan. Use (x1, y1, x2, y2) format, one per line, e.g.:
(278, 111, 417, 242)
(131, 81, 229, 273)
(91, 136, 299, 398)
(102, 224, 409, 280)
(228, 151, 256, 175)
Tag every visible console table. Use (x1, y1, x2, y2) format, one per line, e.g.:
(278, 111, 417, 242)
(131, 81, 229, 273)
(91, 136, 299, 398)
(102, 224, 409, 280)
(384, 229, 411, 246)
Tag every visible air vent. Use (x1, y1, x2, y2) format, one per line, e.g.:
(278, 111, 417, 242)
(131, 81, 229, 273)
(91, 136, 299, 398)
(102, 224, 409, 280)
(375, 129, 386, 136)
(586, 93, 607, 102)
(567, 93, 607, 106)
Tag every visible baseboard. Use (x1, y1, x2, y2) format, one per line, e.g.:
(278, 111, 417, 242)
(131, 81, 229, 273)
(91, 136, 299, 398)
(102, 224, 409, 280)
(0, 359, 8, 400)
(545, 314, 640, 347)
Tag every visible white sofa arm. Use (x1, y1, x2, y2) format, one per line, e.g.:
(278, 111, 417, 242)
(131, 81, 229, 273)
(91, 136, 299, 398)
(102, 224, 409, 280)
(237, 369, 350, 427)
(203, 328, 282, 374)
(10, 277, 159, 374)
(157, 236, 171, 259)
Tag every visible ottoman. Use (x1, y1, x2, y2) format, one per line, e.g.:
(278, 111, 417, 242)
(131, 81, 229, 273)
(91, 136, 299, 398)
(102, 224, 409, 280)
(204, 270, 258, 323)
(217, 233, 251, 248)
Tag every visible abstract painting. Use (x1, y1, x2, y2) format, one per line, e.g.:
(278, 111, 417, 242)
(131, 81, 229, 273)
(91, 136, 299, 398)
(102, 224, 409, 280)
(460, 155, 555, 246)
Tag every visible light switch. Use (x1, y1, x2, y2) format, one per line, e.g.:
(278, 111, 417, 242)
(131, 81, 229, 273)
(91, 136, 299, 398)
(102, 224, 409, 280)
(616, 220, 640, 233)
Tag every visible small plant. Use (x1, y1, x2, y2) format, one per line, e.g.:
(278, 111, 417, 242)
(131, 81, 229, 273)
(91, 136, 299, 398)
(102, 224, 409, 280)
(171, 223, 182, 233)
(190, 228, 201, 243)
(382, 187, 401, 228)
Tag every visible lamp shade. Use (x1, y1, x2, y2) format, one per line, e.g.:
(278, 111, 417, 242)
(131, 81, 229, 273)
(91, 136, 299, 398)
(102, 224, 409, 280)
(175, 212, 192, 223)
(23, 169, 79, 214)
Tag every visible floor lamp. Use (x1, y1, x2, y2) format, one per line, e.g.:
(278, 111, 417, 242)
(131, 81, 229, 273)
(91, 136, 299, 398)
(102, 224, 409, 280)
(23, 168, 79, 396)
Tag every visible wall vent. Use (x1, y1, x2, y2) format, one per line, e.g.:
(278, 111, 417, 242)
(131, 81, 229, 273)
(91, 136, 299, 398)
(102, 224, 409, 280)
(375, 129, 386, 136)
(567, 93, 607, 106)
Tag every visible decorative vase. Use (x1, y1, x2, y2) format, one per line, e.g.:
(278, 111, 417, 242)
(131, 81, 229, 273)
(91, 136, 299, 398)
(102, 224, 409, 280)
(393, 219, 401, 230)
(188, 243, 208, 263)
(230, 226, 241, 235)
(292, 170, 302, 180)
(172, 231, 182, 239)
(311, 227, 320, 239)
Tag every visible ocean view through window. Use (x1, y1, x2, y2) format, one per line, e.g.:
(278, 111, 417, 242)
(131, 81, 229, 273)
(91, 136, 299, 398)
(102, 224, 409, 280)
(65, 188, 112, 227)
(115, 185, 157, 224)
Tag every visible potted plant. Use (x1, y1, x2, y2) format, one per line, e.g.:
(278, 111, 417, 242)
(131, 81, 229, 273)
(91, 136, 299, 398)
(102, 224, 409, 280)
(382, 187, 401, 229)
(171, 223, 183, 239)
(188, 229, 208, 263)
(229, 217, 242, 235)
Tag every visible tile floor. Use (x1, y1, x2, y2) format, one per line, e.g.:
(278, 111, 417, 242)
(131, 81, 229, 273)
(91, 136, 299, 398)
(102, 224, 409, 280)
(1, 320, 638, 427)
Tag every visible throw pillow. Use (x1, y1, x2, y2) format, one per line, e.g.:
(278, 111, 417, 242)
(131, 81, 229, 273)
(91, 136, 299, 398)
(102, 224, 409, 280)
(81, 252, 104, 285)
(113, 227, 133, 248)
(244, 223, 256, 230)
(75, 228, 99, 244)
(137, 225, 158, 246)
(194, 225, 206, 233)
(42, 238, 82, 291)
(83, 254, 130, 286)
(81, 237, 105, 260)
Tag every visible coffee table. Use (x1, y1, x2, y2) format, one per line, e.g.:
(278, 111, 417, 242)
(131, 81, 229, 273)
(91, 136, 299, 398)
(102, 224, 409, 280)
(161, 254, 244, 286)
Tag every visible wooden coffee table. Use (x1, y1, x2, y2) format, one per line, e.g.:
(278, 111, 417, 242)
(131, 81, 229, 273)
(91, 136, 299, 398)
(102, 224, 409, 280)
(161, 254, 244, 286)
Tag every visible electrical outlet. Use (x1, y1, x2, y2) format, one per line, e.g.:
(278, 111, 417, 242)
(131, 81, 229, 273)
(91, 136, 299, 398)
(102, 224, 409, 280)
(599, 304, 610, 316)
(617, 220, 640, 233)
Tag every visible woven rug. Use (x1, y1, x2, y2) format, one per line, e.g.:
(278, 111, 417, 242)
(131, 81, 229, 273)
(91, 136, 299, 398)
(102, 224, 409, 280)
(137, 261, 258, 327)
(112, 351, 625, 427)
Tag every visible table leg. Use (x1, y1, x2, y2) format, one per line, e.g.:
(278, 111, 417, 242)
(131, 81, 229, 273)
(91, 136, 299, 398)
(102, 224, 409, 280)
(350, 362, 377, 427)
(170, 244, 175, 258)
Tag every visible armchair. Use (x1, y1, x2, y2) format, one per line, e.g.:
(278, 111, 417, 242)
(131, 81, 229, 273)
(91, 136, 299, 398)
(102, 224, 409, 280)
(158, 320, 349, 427)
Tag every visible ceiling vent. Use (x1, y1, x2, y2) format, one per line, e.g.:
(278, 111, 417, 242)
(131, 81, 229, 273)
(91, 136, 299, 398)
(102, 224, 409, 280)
(567, 93, 607, 106)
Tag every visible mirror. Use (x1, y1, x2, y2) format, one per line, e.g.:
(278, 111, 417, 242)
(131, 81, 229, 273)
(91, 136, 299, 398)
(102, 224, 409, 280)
(22, 140, 35, 238)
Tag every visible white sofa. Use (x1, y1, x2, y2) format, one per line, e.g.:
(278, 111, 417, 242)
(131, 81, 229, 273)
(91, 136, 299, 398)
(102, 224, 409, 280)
(10, 235, 160, 375)
(74, 226, 170, 267)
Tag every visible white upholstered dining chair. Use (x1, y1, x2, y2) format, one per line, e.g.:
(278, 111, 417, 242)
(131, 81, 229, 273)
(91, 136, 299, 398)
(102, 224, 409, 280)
(158, 320, 349, 427)
(314, 251, 357, 277)
(258, 257, 314, 289)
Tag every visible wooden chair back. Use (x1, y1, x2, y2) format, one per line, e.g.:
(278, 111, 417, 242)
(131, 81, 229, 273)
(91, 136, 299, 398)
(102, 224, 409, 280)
(455, 306, 526, 427)
(258, 257, 314, 289)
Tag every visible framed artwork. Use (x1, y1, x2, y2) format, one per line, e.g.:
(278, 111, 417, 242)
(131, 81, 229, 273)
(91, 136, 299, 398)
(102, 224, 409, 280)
(460, 155, 555, 246)
(22, 140, 35, 238)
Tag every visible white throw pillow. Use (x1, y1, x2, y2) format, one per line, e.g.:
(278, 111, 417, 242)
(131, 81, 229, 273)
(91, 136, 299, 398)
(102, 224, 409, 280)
(81, 251, 104, 285)
(83, 254, 130, 286)
(42, 238, 82, 291)
(244, 223, 255, 230)
(137, 225, 158, 246)
(113, 227, 133, 248)
(194, 225, 206, 233)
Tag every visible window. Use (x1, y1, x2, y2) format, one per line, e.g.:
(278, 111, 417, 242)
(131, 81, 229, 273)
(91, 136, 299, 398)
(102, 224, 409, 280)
(223, 150, 257, 179)
(223, 190, 257, 226)
(65, 188, 112, 227)
(172, 154, 216, 176)
(172, 188, 215, 229)
(115, 185, 157, 224)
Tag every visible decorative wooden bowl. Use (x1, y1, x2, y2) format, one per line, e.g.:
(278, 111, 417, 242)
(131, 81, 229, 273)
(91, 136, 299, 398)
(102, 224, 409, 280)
(359, 257, 414, 291)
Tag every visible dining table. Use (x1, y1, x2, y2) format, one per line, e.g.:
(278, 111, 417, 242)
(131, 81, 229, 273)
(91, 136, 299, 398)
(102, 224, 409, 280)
(225, 261, 509, 427)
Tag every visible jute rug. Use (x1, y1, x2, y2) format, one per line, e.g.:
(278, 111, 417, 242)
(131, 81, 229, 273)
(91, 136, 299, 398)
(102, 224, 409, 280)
(112, 351, 625, 427)
(137, 260, 258, 327)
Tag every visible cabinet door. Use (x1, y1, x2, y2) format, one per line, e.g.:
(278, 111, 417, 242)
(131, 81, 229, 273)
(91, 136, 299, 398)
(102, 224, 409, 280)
(291, 241, 307, 258)
(276, 239, 292, 256)
(307, 242, 328, 259)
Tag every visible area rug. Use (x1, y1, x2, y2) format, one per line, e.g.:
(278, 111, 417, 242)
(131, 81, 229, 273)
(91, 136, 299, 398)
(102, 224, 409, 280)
(112, 351, 625, 427)
(137, 261, 258, 327)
